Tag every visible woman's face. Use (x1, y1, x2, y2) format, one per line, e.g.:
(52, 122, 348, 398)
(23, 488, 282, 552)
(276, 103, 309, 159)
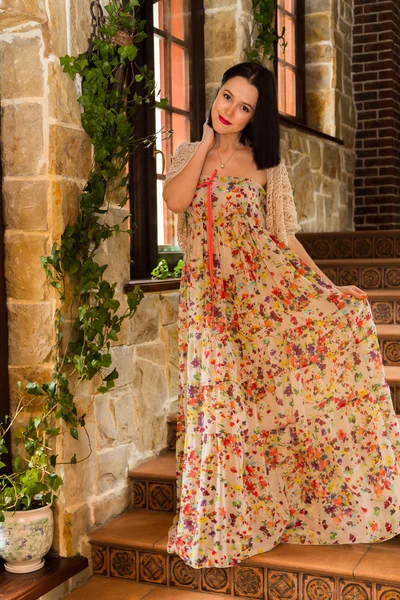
(211, 76, 258, 135)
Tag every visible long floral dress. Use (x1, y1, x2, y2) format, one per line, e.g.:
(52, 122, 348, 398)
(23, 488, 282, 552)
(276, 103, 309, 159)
(166, 170, 400, 570)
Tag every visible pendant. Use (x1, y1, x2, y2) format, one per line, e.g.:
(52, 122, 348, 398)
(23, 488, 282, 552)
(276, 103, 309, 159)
(221, 164, 225, 168)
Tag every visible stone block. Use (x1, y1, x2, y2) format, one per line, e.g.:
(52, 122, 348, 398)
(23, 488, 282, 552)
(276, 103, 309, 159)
(50, 179, 83, 241)
(92, 484, 131, 525)
(3, 179, 48, 231)
(69, 0, 92, 56)
(128, 294, 160, 344)
(0, 35, 44, 98)
(46, 1, 68, 57)
(49, 124, 92, 179)
(305, 13, 330, 44)
(292, 156, 316, 222)
(0, 0, 47, 24)
(7, 301, 53, 365)
(204, 11, 237, 58)
(4, 231, 51, 300)
(305, 42, 333, 63)
(2, 103, 44, 176)
(95, 385, 135, 450)
(97, 444, 130, 494)
(160, 293, 178, 325)
(62, 502, 92, 556)
(322, 144, 341, 180)
(136, 341, 166, 366)
(48, 61, 81, 125)
(8, 364, 53, 411)
(305, 63, 332, 90)
(132, 358, 167, 453)
(205, 56, 235, 83)
(305, 0, 331, 13)
(61, 395, 96, 505)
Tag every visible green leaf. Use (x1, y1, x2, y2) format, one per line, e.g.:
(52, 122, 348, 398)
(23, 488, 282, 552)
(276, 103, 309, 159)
(69, 427, 79, 440)
(26, 382, 44, 396)
(118, 45, 138, 61)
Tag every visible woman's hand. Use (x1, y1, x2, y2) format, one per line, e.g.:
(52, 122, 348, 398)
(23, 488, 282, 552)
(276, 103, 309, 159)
(200, 119, 215, 152)
(334, 285, 368, 299)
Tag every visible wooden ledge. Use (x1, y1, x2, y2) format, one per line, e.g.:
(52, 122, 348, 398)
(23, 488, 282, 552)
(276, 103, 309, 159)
(0, 554, 88, 600)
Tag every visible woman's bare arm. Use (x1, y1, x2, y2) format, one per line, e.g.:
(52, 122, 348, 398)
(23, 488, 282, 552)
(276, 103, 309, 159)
(163, 141, 211, 214)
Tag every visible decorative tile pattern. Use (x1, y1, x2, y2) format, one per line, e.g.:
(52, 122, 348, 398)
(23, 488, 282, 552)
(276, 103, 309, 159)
(361, 268, 381, 289)
(323, 268, 337, 285)
(382, 341, 400, 366)
(354, 238, 373, 259)
(201, 566, 232, 594)
(385, 269, 400, 288)
(303, 574, 335, 600)
(371, 301, 394, 324)
(339, 578, 372, 600)
(110, 548, 136, 579)
(167, 421, 177, 450)
(92, 545, 108, 576)
(139, 552, 167, 585)
(376, 238, 394, 258)
(313, 240, 332, 259)
(233, 565, 264, 598)
(333, 238, 352, 259)
(376, 583, 400, 600)
(395, 385, 400, 414)
(267, 570, 298, 600)
(169, 555, 199, 589)
(148, 482, 174, 511)
(133, 480, 146, 509)
(396, 302, 400, 324)
(340, 268, 359, 287)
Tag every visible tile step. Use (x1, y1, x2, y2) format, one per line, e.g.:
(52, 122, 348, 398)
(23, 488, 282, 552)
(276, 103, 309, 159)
(63, 576, 223, 599)
(88, 509, 400, 595)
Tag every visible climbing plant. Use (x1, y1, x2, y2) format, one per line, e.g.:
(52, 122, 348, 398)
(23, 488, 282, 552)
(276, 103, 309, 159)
(0, 0, 170, 521)
(244, 0, 287, 63)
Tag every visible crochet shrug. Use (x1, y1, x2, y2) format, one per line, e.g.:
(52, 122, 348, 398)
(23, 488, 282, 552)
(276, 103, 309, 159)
(163, 140, 301, 253)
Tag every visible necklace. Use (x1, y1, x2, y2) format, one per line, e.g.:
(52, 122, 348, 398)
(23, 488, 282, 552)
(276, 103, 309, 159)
(216, 143, 241, 168)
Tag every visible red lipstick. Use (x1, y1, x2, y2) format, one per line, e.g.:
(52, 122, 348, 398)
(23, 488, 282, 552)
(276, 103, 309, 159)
(219, 114, 231, 125)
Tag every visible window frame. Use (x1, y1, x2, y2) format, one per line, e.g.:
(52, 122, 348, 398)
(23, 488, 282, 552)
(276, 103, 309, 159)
(128, 0, 205, 280)
(274, 0, 306, 125)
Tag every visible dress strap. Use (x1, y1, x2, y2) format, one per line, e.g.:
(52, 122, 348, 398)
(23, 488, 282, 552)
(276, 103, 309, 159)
(198, 169, 218, 323)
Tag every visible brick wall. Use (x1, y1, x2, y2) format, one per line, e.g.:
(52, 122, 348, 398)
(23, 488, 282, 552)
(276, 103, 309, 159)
(352, 0, 400, 229)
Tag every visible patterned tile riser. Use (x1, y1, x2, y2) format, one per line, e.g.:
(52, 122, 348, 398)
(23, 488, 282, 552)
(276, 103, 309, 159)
(319, 267, 400, 289)
(91, 544, 400, 599)
(302, 236, 400, 260)
(371, 301, 400, 324)
(132, 480, 175, 512)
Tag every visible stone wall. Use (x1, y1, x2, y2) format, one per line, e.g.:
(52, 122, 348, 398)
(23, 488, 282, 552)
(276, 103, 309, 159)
(205, 0, 355, 232)
(0, 0, 357, 598)
(0, 2, 178, 597)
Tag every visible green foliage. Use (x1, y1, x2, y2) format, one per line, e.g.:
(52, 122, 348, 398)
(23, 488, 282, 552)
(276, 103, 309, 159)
(0, 0, 169, 522)
(243, 0, 288, 63)
(151, 258, 183, 280)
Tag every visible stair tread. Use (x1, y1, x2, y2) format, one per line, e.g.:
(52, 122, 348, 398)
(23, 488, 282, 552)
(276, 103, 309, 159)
(367, 289, 400, 299)
(316, 258, 400, 265)
(64, 576, 223, 599)
(376, 323, 400, 336)
(129, 451, 176, 481)
(384, 365, 400, 381)
(88, 509, 400, 584)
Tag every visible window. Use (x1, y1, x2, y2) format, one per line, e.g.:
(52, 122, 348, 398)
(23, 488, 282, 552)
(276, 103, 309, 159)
(129, 0, 205, 280)
(274, 0, 306, 123)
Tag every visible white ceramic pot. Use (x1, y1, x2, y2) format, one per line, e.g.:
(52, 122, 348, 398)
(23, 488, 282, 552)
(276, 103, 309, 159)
(0, 504, 54, 573)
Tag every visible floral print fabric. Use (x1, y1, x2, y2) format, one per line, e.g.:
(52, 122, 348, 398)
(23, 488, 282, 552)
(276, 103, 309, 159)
(166, 174, 400, 569)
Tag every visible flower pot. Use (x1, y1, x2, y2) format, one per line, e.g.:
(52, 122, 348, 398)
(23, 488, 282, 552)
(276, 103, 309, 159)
(0, 504, 54, 573)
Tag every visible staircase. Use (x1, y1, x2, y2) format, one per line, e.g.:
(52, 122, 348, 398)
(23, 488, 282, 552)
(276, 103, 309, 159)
(63, 230, 400, 600)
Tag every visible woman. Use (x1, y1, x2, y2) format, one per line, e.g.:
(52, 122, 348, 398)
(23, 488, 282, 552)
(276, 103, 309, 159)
(162, 62, 400, 570)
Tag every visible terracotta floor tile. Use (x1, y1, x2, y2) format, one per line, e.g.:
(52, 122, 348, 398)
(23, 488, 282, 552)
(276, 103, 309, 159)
(352, 536, 400, 585)
(241, 541, 373, 578)
(65, 577, 156, 598)
(129, 452, 176, 481)
(89, 510, 173, 550)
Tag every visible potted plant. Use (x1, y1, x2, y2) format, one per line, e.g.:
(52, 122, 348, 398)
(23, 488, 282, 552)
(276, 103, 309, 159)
(0, 383, 62, 573)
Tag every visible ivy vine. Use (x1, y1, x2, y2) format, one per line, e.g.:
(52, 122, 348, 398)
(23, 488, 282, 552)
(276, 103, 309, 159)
(0, 0, 170, 521)
(244, 0, 288, 63)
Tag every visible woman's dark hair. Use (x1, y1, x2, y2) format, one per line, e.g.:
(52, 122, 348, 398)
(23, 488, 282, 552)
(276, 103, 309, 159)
(206, 62, 281, 169)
